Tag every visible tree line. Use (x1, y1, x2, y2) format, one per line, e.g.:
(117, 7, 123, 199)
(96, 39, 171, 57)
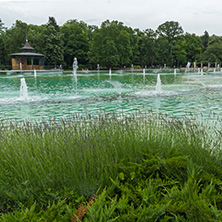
(0, 17, 220, 70)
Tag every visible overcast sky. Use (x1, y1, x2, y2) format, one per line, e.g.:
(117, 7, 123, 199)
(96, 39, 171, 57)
(0, 0, 222, 36)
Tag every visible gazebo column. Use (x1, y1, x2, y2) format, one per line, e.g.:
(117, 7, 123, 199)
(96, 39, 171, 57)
(32, 58, 34, 70)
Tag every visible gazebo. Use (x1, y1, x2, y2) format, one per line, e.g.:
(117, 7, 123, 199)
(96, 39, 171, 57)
(9, 40, 44, 70)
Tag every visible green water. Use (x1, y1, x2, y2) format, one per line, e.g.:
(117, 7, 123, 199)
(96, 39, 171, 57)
(1, 70, 222, 121)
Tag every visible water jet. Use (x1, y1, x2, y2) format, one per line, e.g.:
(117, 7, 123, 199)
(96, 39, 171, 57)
(155, 74, 161, 93)
(73, 57, 78, 76)
(1, 69, 222, 121)
(20, 78, 28, 99)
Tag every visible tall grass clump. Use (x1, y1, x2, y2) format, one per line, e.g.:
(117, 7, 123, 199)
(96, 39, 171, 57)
(0, 110, 222, 216)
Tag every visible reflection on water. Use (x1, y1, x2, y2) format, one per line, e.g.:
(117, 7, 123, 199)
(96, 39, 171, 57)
(1, 71, 222, 121)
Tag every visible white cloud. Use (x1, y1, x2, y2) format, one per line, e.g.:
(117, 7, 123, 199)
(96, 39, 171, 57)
(0, 0, 222, 35)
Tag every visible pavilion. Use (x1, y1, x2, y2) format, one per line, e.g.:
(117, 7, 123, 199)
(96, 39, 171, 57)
(9, 40, 44, 70)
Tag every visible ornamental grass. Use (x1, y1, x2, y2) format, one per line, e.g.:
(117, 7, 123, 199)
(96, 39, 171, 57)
(1, 110, 222, 220)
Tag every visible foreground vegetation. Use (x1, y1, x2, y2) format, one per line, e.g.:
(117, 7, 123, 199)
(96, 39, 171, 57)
(1, 111, 222, 221)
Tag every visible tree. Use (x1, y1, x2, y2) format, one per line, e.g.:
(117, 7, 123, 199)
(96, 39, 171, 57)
(1, 18, 220, 70)
(0, 18, 5, 33)
(156, 21, 184, 66)
(202, 41, 222, 63)
(156, 21, 184, 43)
(154, 36, 170, 67)
(5, 20, 28, 52)
(88, 20, 133, 68)
(137, 28, 156, 67)
(127, 28, 139, 66)
(207, 35, 222, 45)
(117, 30, 132, 66)
(3, 20, 28, 65)
(201, 31, 209, 51)
(172, 37, 187, 67)
(47, 17, 59, 31)
(199, 34, 222, 63)
(39, 17, 64, 66)
(26, 24, 45, 53)
(0, 19, 6, 68)
(183, 33, 202, 62)
(100, 39, 119, 67)
(61, 20, 90, 69)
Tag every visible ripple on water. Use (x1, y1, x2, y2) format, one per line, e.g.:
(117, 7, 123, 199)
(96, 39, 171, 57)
(1, 72, 222, 121)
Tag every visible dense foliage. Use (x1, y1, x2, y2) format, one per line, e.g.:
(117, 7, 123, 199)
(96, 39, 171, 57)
(0, 111, 222, 220)
(0, 17, 220, 69)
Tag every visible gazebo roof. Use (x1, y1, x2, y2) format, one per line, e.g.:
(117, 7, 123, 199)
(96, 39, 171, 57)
(9, 40, 44, 57)
(21, 40, 34, 52)
(9, 52, 44, 57)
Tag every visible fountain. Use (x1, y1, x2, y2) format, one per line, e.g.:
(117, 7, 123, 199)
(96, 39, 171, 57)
(131, 64, 134, 73)
(97, 64, 100, 73)
(2, 68, 222, 121)
(186, 62, 191, 72)
(174, 69, 177, 75)
(143, 69, 146, 75)
(155, 74, 161, 93)
(104, 80, 123, 97)
(20, 78, 28, 99)
(34, 69, 37, 78)
(73, 75, 78, 94)
(201, 69, 203, 75)
(109, 69, 112, 78)
(194, 62, 196, 70)
(73, 57, 78, 76)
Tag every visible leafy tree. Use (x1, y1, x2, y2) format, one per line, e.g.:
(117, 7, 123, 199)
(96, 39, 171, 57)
(199, 35, 222, 63)
(156, 21, 184, 66)
(26, 24, 45, 53)
(154, 36, 170, 67)
(61, 19, 90, 69)
(172, 37, 187, 67)
(137, 28, 156, 67)
(183, 33, 202, 62)
(207, 34, 222, 45)
(0, 18, 5, 33)
(39, 18, 64, 66)
(127, 28, 139, 66)
(5, 20, 28, 52)
(3, 20, 28, 65)
(201, 31, 209, 51)
(202, 41, 222, 63)
(100, 38, 119, 67)
(172, 33, 202, 67)
(1, 17, 222, 69)
(0, 19, 6, 68)
(117, 30, 132, 66)
(0, 35, 6, 68)
(88, 20, 133, 68)
(47, 16, 59, 31)
(156, 21, 184, 43)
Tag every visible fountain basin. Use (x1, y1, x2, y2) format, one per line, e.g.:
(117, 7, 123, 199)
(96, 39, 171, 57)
(1, 71, 222, 121)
